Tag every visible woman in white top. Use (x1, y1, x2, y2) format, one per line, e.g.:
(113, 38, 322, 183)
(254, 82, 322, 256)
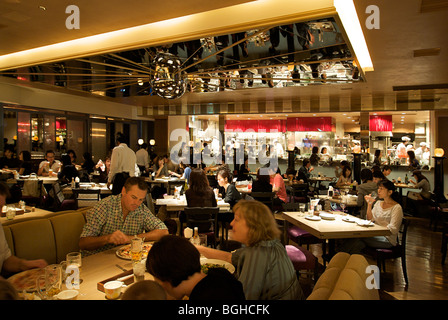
(341, 179, 403, 253)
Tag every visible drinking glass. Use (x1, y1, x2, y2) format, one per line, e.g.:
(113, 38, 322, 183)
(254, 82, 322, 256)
(199, 234, 208, 247)
(38, 264, 62, 300)
(133, 261, 146, 282)
(62, 252, 83, 287)
(371, 191, 378, 199)
(340, 199, 347, 213)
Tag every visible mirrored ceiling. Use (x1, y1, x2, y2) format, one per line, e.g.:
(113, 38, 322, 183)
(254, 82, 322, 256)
(1, 17, 362, 99)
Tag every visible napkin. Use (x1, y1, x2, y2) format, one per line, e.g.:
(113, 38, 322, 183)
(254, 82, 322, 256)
(184, 227, 193, 239)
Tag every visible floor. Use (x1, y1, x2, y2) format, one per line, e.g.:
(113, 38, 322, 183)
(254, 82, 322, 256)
(297, 216, 448, 300)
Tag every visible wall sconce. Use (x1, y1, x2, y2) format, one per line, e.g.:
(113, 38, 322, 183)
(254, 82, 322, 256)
(434, 148, 445, 157)
(138, 139, 144, 145)
(149, 139, 156, 146)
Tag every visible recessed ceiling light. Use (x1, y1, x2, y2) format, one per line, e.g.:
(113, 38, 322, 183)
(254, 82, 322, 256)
(38, 5, 46, 10)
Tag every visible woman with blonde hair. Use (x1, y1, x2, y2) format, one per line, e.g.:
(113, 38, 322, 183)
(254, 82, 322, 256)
(196, 200, 304, 300)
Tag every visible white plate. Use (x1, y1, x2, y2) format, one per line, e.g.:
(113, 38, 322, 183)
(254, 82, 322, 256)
(342, 216, 357, 223)
(319, 212, 335, 220)
(356, 219, 374, 227)
(305, 215, 321, 221)
(200, 258, 235, 274)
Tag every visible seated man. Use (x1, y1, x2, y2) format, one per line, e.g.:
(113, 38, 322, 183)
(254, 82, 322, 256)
(37, 150, 62, 176)
(0, 182, 47, 278)
(0, 146, 21, 170)
(79, 177, 168, 255)
(146, 235, 245, 300)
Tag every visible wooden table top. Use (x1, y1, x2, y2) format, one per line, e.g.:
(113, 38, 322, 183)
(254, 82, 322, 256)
(282, 211, 391, 240)
(155, 195, 230, 212)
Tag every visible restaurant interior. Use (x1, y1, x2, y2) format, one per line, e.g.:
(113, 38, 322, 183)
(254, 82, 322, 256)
(0, 0, 448, 302)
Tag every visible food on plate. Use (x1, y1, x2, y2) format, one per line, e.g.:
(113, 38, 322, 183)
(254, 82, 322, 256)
(7, 268, 45, 292)
(116, 243, 153, 260)
(201, 263, 226, 274)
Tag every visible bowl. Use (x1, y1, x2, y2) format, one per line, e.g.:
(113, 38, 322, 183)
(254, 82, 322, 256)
(104, 280, 124, 299)
(56, 289, 79, 300)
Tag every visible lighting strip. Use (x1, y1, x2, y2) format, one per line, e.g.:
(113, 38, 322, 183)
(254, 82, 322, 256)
(334, 0, 374, 72)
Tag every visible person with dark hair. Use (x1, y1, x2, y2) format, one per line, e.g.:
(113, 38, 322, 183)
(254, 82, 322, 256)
(341, 179, 403, 254)
(196, 200, 304, 300)
(146, 235, 245, 300)
(79, 177, 168, 255)
(58, 154, 79, 185)
(121, 280, 167, 300)
(0, 182, 47, 277)
(81, 152, 95, 174)
(66, 149, 77, 165)
(18, 151, 32, 176)
(309, 146, 320, 166)
(251, 167, 273, 193)
(373, 149, 382, 166)
(335, 166, 352, 188)
(296, 158, 314, 183)
(136, 143, 149, 176)
(108, 133, 137, 195)
(381, 165, 395, 182)
(217, 168, 241, 209)
(186, 168, 217, 208)
(357, 168, 378, 219)
(408, 170, 431, 200)
(372, 170, 385, 184)
(407, 150, 420, 170)
(0, 146, 20, 170)
(37, 150, 61, 176)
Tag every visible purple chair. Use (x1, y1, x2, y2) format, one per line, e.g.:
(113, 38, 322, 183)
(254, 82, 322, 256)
(286, 245, 319, 283)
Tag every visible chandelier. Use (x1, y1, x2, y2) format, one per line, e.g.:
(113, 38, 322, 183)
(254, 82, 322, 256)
(150, 52, 186, 99)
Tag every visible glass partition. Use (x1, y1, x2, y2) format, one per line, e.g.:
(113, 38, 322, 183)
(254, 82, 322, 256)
(17, 112, 31, 153)
(91, 122, 107, 161)
(66, 119, 85, 161)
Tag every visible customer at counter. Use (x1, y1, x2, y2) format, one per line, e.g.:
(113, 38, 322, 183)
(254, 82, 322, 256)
(309, 146, 320, 166)
(381, 165, 396, 182)
(407, 150, 420, 170)
(79, 177, 168, 255)
(195, 200, 304, 300)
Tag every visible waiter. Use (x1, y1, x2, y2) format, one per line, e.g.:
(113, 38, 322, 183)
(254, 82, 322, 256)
(108, 133, 137, 195)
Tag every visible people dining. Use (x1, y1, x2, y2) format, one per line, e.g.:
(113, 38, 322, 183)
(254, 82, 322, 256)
(296, 158, 314, 183)
(66, 149, 78, 165)
(81, 152, 95, 174)
(17, 151, 32, 176)
(341, 179, 403, 254)
(195, 200, 304, 300)
(335, 165, 352, 188)
(37, 150, 61, 176)
(216, 167, 242, 209)
(185, 168, 217, 208)
(269, 166, 287, 207)
(251, 168, 273, 193)
(309, 146, 320, 166)
(0, 182, 48, 277)
(96, 157, 111, 183)
(357, 168, 378, 219)
(153, 156, 169, 178)
(0, 146, 20, 170)
(79, 177, 168, 255)
(408, 170, 431, 200)
(58, 154, 79, 185)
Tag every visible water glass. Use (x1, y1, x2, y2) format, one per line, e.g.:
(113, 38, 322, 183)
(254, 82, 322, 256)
(199, 234, 207, 247)
(133, 261, 146, 282)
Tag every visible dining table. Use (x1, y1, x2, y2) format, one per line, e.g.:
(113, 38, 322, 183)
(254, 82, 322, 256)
(0, 205, 54, 225)
(282, 210, 391, 260)
(155, 194, 230, 212)
(62, 182, 112, 196)
(145, 176, 185, 194)
(394, 182, 419, 204)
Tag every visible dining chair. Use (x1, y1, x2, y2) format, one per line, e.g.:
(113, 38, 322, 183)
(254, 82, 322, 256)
(364, 217, 410, 286)
(286, 244, 319, 284)
(72, 188, 101, 208)
(282, 202, 325, 251)
(290, 183, 310, 203)
(184, 207, 219, 248)
(250, 192, 275, 211)
(52, 182, 77, 211)
(18, 179, 44, 208)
